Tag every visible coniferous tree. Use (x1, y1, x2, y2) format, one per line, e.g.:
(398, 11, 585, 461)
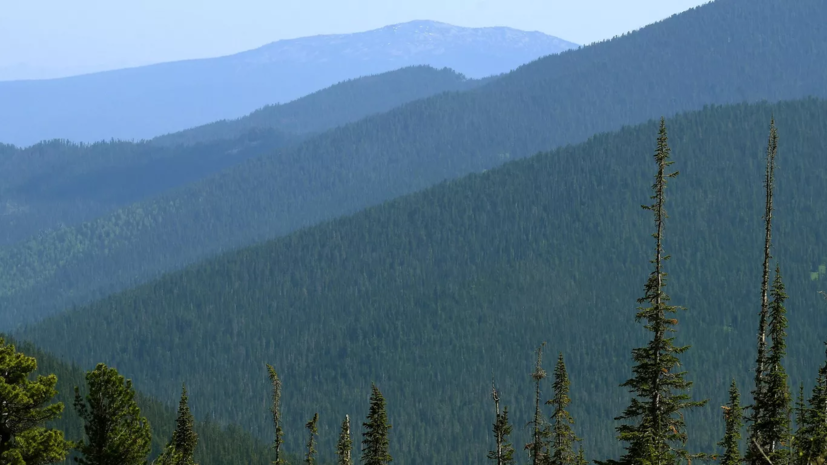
(762, 267, 792, 465)
(155, 385, 198, 465)
(267, 364, 286, 465)
(548, 353, 581, 465)
(601, 118, 706, 465)
(305, 413, 318, 465)
(488, 381, 515, 464)
(576, 447, 587, 465)
(795, 384, 807, 465)
(361, 384, 392, 465)
(528, 344, 550, 465)
(719, 380, 744, 465)
(0, 338, 70, 465)
(336, 415, 353, 465)
(73, 363, 151, 465)
(798, 346, 827, 465)
(749, 119, 779, 465)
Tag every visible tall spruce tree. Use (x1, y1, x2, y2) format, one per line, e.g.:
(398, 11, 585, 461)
(267, 364, 286, 465)
(337, 415, 353, 465)
(155, 385, 198, 465)
(601, 118, 706, 465)
(548, 353, 581, 465)
(749, 119, 779, 465)
(0, 338, 70, 465)
(361, 384, 392, 465)
(73, 363, 152, 465)
(795, 384, 807, 465)
(762, 267, 792, 464)
(719, 380, 744, 465)
(305, 413, 318, 465)
(528, 344, 550, 465)
(488, 381, 515, 465)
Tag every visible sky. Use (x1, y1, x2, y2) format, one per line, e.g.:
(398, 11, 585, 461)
(0, 0, 710, 80)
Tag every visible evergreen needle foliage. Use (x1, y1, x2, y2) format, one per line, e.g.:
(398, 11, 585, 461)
(749, 119, 780, 465)
(488, 382, 515, 465)
(305, 413, 318, 465)
(548, 353, 581, 465)
(336, 416, 353, 465)
(796, 345, 827, 465)
(0, 338, 70, 465)
(73, 363, 152, 465)
(155, 385, 198, 465)
(267, 365, 286, 465)
(718, 380, 744, 465)
(763, 266, 792, 464)
(603, 118, 706, 465)
(361, 384, 392, 465)
(529, 344, 550, 465)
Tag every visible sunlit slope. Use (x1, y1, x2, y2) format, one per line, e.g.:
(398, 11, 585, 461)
(19, 99, 827, 463)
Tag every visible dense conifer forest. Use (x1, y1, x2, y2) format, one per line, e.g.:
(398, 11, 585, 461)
(15, 99, 827, 462)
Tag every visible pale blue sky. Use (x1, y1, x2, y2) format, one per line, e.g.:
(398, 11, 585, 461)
(1, 0, 710, 79)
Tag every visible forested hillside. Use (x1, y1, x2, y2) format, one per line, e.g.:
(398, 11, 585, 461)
(151, 66, 490, 146)
(18, 100, 827, 463)
(5, 338, 274, 464)
(2, 0, 824, 328)
(0, 66, 475, 248)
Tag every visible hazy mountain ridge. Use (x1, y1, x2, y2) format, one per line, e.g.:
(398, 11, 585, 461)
(1, 0, 823, 329)
(0, 21, 575, 145)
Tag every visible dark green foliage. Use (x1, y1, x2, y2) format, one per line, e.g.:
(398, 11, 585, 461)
(267, 365, 286, 465)
(8, 340, 273, 464)
(5, 0, 827, 329)
(361, 385, 391, 465)
(73, 363, 152, 465)
(488, 383, 515, 465)
(604, 119, 705, 465)
(796, 347, 827, 465)
(719, 381, 744, 465)
(336, 416, 353, 465)
(529, 344, 550, 465)
(0, 337, 69, 464)
(749, 119, 780, 465)
(548, 354, 580, 465)
(17, 100, 827, 463)
(305, 413, 318, 465)
(762, 267, 792, 465)
(155, 385, 198, 465)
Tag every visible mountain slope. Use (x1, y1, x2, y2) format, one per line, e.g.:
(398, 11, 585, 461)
(0, 21, 575, 145)
(6, 338, 273, 464)
(18, 99, 827, 463)
(2, 0, 825, 328)
(0, 66, 479, 247)
(150, 65, 491, 146)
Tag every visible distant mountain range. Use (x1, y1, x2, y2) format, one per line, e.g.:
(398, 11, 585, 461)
(0, 20, 576, 146)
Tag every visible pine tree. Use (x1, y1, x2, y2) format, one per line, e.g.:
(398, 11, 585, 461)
(749, 119, 779, 465)
(794, 384, 807, 465)
(336, 415, 353, 465)
(576, 447, 588, 465)
(601, 118, 706, 465)
(548, 353, 581, 465)
(361, 383, 392, 465)
(528, 344, 550, 465)
(305, 413, 318, 465)
(488, 381, 515, 464)
(0, 338, 70, 465)
(73, 363, 152, 465)
(155, 385, 198, 465)
(762, 267, 792, 464)
(267, 364, 286, 465)
(719, 380, 744, 465)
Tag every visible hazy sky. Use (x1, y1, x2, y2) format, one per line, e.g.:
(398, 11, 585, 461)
(1, 0, 709, 79)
